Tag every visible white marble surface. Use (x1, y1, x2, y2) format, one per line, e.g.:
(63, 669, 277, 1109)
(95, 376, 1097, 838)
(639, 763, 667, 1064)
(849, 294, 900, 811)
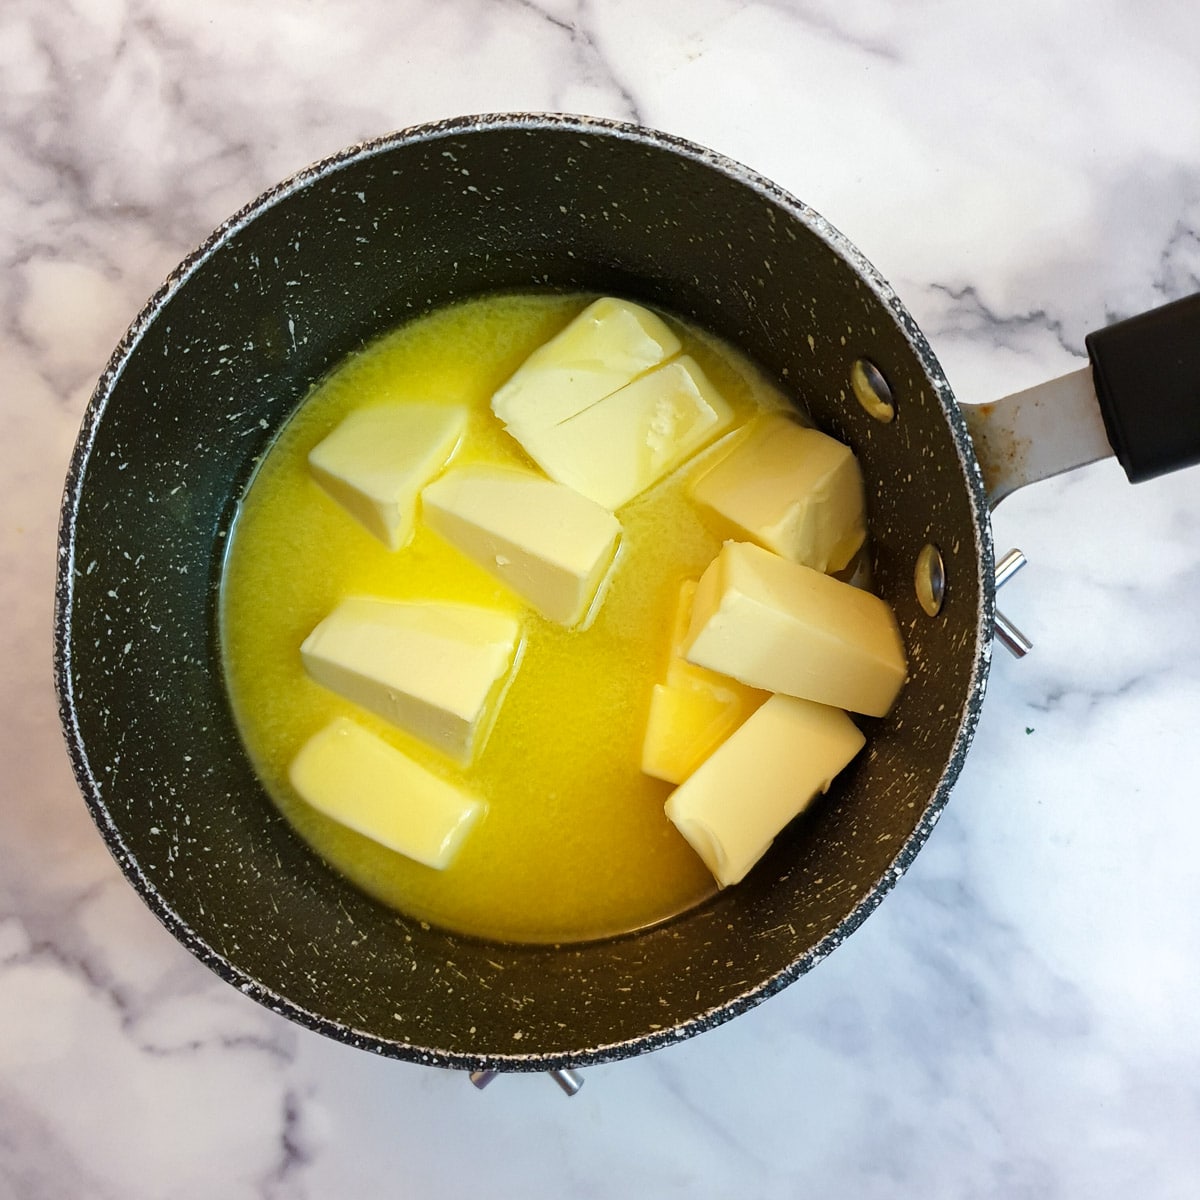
(4, 1, 1200, 1195)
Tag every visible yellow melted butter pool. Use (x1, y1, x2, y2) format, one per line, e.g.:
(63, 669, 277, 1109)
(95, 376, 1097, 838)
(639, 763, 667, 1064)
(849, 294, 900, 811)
(220, 292, 789, 943)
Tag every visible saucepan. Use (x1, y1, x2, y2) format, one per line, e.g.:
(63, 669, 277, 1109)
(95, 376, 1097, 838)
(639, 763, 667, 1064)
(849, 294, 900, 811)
(54, 113, 1200, 1080)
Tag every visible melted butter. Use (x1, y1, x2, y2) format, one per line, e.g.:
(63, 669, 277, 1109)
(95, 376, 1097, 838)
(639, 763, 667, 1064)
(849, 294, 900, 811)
(220, 292, 789, 944)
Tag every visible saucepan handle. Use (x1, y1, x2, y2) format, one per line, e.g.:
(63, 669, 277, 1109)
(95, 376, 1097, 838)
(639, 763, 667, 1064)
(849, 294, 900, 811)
(960, 291, 1200, 506)
(1086, 292, 1200, 483)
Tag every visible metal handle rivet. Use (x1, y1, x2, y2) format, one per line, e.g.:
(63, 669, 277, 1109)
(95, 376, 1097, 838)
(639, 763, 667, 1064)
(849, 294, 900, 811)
(851, 358, 895, 423)
(994, 549, 1032, 658)
(914, 543, 945, 616)
(469, 1067, 584, 1096)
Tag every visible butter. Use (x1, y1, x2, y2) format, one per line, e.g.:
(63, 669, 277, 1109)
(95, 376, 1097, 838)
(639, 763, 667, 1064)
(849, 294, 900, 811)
(491, 297, 680, 438)
(641, 580, 767, 783)
(518, 356, 736, 510)
(690, 412, 866, 572)
(308, 402, 466, 550)
(300, 597, 520, 763)
(642, 684, 749, 786)
(422, 464, 621, 628)
(422, 460, 624, 628)
(289, 717, 484, 869)
(684, 541, 907, 717)
(664, 694, 865, 887)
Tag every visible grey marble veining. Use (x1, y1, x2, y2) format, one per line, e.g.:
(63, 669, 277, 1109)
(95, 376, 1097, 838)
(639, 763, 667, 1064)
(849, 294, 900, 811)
(3, 1, 1200, 1197)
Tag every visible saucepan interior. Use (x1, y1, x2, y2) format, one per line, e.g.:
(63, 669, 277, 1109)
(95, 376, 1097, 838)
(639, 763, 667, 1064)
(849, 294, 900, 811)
(55, 114, 994, 1071)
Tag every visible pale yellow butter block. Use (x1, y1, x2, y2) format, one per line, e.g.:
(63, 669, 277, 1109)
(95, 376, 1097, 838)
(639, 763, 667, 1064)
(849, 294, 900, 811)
(421, 465, 621, 628)
(642, 683, 755, 786)
(308, 403, 467, 550)
(665, 694, 865, 887)
(289, 717, 484, 869)
(491, 297, 680, 436)
(660, 579, 762, 698)
(640, 579, 767, 784)
(522, 357, 736, 510)
(690, 412, 867, 572)
(300, 597, 520, 764)
(684, 541, 907, 717)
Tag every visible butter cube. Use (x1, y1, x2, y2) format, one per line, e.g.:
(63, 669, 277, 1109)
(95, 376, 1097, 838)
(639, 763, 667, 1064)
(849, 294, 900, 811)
(300, 597, 520, 764)
(518, 357, 736, 510)
(665, 694, 865, 887)
(308, 403, 466, 550)
(690, 413, 866, 573)
(289, 717, 484, 868)
(492, 297, 680, 437)
(642, 684, 753, 786)
(684, 541, 907, 717)
(421, 465, 621, 627)
(641, 580, 767, 784)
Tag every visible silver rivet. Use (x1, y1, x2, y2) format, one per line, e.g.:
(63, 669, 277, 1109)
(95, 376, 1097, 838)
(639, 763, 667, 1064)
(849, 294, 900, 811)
(994, 549, 1032, 657)
(851, 358, 895, 423)
(915, 543, 945, 616)
(468, 1067, 584, 1096)
(550, 1068, 585, 1096)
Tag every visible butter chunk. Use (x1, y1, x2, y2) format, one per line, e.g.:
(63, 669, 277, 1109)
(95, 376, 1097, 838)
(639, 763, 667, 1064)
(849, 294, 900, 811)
(300, 597, 520, 764)
(522, 357, 736, 510)
(690, 412, 866, 572)
(289, 717, 484, 869)
(665, 694, 865, 887)
(308, 403, 466, 550)
(684, 541, 907, 717)
(422, 465, 621, 627)
(642, 684, 754, 787)
(492, 297, 680, 437)
(641, 580, 767, 784)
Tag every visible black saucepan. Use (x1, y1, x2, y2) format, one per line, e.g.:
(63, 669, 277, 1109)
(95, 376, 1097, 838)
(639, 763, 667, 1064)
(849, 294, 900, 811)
(54, 114, 1200, 1074)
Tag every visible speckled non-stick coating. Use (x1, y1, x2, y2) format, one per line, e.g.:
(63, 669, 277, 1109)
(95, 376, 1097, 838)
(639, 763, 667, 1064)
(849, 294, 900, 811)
(54, 114, 994, 1072)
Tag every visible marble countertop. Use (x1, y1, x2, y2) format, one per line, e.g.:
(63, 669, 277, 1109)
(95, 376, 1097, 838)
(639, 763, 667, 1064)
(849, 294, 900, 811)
(4, 1, 1199, 1196)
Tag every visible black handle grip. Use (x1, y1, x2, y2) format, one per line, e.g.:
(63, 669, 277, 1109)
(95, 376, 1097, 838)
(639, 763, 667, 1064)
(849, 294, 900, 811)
(1085, 292, 1200, 483)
